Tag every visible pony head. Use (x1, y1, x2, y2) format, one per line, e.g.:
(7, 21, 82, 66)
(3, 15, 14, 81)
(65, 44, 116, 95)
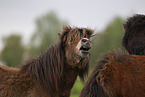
(59, 26, 93, 69)
(122, 14, 145, 55)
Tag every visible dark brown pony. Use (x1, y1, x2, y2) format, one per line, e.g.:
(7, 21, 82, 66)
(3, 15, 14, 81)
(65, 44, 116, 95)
(80, 50, 145, 97)
(122, 14, 145, 55)
(0, 26, 93, 97)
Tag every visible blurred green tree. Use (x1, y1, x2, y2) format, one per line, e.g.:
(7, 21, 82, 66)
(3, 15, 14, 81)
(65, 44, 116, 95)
(0, 35, 24, 67)
(90, 17, 124, 69)
(29, 11, 68, 56)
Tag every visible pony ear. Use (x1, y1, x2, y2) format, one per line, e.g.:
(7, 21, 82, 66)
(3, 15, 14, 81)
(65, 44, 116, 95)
(59, 26, 71, 38)
(63, 26, 71, 31)
(59, 26, 72, 44)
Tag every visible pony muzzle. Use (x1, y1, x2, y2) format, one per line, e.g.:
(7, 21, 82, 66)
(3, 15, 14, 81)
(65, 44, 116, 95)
(76, 38, 92, 57)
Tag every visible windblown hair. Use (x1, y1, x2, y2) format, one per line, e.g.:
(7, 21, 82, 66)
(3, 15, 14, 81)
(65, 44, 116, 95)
(122, 14, 145, 55)
(80, 49, 145, 97)
(21, 44, 65, 96)
(0, 26, 93, 97)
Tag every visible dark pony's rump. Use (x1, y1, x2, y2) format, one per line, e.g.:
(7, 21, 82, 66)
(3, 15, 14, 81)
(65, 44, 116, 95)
(80, 49, 145, 97)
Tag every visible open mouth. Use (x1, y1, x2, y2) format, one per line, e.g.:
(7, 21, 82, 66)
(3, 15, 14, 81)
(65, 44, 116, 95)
(79, 46, 91, 53)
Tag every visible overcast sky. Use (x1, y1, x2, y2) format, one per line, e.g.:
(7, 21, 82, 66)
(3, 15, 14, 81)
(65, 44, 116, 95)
(0, 0, 145, 50)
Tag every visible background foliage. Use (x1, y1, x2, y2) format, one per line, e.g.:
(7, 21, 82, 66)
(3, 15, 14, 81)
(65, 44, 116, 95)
(0, 35, 24, 67)
(29, 11, 67, 56)
(0, 12, 125, 97)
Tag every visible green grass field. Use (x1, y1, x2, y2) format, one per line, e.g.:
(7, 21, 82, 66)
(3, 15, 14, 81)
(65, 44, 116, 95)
(70, 79, 84, 97)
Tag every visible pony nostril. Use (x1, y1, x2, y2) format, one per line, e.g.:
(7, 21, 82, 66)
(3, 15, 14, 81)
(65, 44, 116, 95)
(82, 38, 88, 42)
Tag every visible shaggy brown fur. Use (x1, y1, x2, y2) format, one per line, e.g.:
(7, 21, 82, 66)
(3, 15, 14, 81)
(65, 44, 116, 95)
(0, 26, 93, 97)
(80, 50, 145, 97)
(122, 14, 145, 55)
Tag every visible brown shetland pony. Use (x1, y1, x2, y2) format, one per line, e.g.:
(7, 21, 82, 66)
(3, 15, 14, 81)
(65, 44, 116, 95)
(122, 14, 145, 55)
(0, 26, 93, 97)
(80, 50, 145, 97)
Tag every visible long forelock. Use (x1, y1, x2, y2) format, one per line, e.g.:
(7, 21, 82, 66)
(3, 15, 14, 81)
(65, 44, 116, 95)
(60, 26, 93, 45)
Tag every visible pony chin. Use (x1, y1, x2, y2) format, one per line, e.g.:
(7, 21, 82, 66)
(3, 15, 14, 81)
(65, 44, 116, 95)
(78, 57, 89, 69)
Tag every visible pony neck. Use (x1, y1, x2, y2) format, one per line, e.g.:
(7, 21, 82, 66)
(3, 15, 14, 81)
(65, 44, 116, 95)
(20, 44, 82, 97)
(59, 65, 81, 96)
